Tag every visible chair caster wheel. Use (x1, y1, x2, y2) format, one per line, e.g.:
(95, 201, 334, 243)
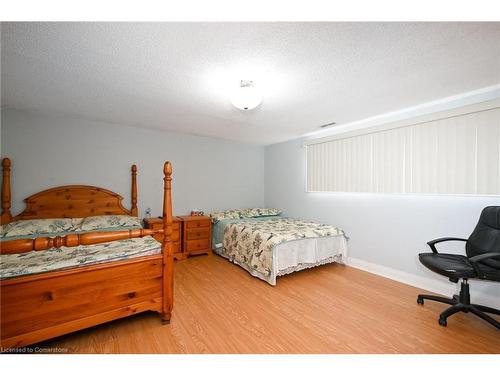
(417, 296, 424, 305)
(438, 317, 447, 327)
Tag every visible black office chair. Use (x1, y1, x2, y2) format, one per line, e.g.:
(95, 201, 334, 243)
(417, 206, 500, 329)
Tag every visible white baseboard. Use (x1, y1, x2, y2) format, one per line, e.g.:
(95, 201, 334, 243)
(346, 257, 500, 309)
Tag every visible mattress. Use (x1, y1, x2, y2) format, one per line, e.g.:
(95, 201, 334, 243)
(0, 236, 162, 280)
(212, 217, 348, 285)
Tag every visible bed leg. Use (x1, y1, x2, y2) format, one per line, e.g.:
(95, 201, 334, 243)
(161, 312, 171, 324)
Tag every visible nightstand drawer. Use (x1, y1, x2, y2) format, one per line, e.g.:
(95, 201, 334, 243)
(170, 228, 180, 242)
(149, 227, 180, 242)
(143, 217, 184, 259)
(186, 220, 210, 229)
(178, 215, 212, 257)
(172, 241, 181, 253)
(185, 238, 210, 252)
(185, 227, 210, 240)
(149, 237, 181, 251)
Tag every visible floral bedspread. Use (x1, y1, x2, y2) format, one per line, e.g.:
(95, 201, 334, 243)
(0, 236, 161, 280)
(223, 218, 344, 281)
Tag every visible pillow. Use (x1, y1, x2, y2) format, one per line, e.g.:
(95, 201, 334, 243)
(77, 215, 142, 231)
(247, 208, 282, 218)
(209, 208, 281, 223)
(1, 218, 79, 238)
(210, 209, 244, 223)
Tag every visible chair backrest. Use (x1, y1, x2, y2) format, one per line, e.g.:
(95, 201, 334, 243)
(466, 206, 500, 269)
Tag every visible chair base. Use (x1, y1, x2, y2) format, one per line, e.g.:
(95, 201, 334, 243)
(417, 280, 500, 329)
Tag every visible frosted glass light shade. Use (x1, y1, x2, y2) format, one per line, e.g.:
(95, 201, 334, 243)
(230, 81, 262, 111)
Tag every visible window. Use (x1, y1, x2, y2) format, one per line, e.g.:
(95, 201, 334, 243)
(306, 104, 500, 195)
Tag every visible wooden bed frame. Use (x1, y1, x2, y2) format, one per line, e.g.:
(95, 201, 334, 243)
(0, 158, 174, 348)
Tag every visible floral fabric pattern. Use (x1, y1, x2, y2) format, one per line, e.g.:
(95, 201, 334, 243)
(247, 208, 282, 217)
(0, 236, 161, 280)
(1, 215, 143, 241)
(77, 215, 142, 231)
(210, 209, 244, 223)
(210, 208, 282, 223)
(1, 218, 78, 238)
(223, 218, 344, 280)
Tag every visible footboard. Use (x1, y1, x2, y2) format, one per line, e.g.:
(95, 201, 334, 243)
(1, 256, 163, 348)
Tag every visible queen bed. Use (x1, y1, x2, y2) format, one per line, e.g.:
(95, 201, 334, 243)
(0, 158, 175, 348)
(211, 209, 348, 285)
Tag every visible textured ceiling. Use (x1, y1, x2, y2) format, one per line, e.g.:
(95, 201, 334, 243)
(1, 22, 500, 145)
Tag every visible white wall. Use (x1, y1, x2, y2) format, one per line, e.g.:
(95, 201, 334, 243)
(2, 107, 499, 308)
(265, 138, 500, 308)
(1, 109, 265, 217)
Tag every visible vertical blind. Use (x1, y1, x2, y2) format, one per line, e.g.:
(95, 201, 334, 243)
(306, 106, 500, 195)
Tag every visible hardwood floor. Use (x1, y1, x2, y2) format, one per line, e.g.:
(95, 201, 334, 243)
(35, 255, 500, 353)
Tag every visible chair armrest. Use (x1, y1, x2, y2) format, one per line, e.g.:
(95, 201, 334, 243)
(467, 252, 500, 278)
(426, 237, 467, 254)
(469, 252, 500, 263)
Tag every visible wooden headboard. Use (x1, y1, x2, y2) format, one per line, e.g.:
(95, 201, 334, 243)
(1, 158, 138, 224)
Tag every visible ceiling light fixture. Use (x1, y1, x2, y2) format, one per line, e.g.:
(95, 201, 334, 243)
(230, 80, 262, 111)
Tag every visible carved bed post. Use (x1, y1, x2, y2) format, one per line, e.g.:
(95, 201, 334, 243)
(130, 164, 138, 216)
(1, 158, 12, 224)
(162, 161, 174, 323)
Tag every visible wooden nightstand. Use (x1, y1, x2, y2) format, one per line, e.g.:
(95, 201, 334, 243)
(143, 217, 184, 260)
(178, 215, 212, 257)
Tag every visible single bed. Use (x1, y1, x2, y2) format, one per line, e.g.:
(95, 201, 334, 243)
(211, 210, 348, 285)
(0, 158, 175, 348)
